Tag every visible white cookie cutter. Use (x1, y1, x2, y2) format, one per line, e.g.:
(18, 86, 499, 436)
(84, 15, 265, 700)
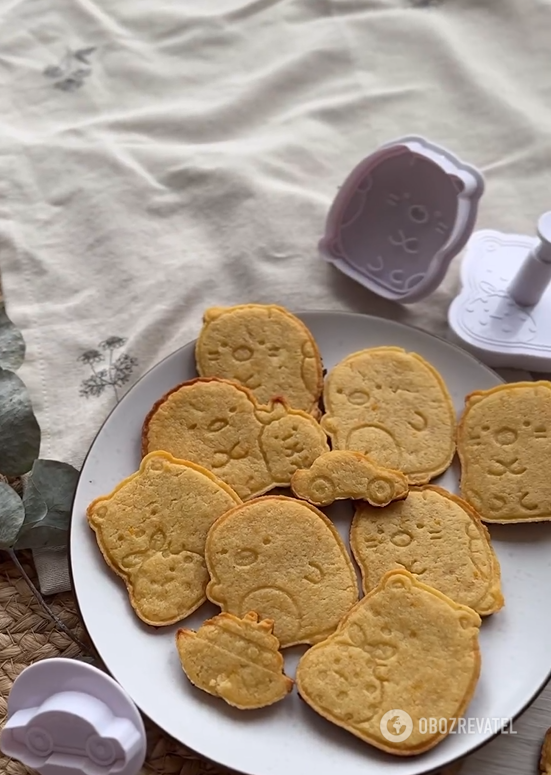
(448, 212, 551, 371)
(0, 658, 146, 775)
(320, 135, 484, 303)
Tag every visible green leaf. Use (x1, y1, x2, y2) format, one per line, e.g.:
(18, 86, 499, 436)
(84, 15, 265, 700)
(0, 368, 41, 476)
(0, 303, 25, 371)
(0, 481, 25, 549)
(16, 459, 79, 549)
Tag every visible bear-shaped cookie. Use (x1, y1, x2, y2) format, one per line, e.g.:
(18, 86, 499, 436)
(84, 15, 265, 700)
(195, 304, 323, 415)
(296, 570, 481, 756)
(290, 450, 408, 507)
(176, 611, 293, 709)
(351, 485, 503, 615)
(321, 347, 455, 484)
(142, 377, 329, 500)
(87, 451, 241, 626)
(205, 495, 358, 647)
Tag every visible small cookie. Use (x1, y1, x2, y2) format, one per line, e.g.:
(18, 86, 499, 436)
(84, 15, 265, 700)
(87, 451, 241, 626)
(321, 347, 456, 484)
(296, 569, 481, 756)
(196, 304, 323, 415)
(205, 495, 359, 647)
(458, 381, 551, 523)
(291, 450, 408, 507)
(176, 611, 293, 709)
(540, 728, 551, 775)
(142, 377, 329, 500)
(350, 485, 503, 616)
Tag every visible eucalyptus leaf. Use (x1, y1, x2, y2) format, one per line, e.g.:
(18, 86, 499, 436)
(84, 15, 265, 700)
(0, 368, 41, 476)
(16, 459, 79, 549)
(0, 303, 25, 371)
(0, 481, 25, 549)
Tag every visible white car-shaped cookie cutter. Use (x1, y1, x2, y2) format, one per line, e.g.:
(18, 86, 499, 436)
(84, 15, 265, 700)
(0, 657, 146, 775)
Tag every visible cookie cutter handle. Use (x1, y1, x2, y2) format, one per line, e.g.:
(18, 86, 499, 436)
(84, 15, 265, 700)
(508, 211, 551, 307)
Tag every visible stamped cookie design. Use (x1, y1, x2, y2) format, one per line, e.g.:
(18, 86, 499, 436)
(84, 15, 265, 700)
(142, 378, 329, 500)
(196, 304, 323, 415)
(321, 347, 456, 484)
(176, 611, 293, 709)
(351, 486, 503, 615)
(291, 450, 408, 507)
(205, 495, 358, 648)
(87, 451, 241, 626)
(458, 381, 551, 523)
(296, 570, 481, 756)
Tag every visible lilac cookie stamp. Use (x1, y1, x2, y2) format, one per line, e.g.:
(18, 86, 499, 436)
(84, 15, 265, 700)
(0, 658, 146, 775)
(320, 136, 485, 303)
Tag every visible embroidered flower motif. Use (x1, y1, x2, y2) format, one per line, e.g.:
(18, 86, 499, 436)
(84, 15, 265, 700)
(43, 47, 96, 91)
(78, 337, 138, 402)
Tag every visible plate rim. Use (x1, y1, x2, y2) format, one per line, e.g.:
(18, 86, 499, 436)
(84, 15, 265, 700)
(68, 310, 548, 775)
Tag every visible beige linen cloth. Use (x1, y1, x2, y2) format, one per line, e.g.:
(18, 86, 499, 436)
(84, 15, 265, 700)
(0, 0, 550, 772)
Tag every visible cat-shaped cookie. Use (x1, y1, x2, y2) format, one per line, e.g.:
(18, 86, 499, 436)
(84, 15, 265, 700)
(458, 381, 551, 522)
(176, 611, 293, 709)
(205, 495, 358, 647)
(142, 378, 329, 500)
(351, 485, 503, 615)
(296, 570, 481, 756)
(87, 451, 241, 626)
(321, 347, 455, 484)
(196, 304, 323, 415)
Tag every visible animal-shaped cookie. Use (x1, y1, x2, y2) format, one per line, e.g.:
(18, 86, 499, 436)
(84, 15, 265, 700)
(290, 450, 408, 507)
(195, 304, 323, 415)
(321, 347, 455, 484)
(205, 495, 358, 647)
(540, 728, 551, 775)
(351, 485, 503, 615)
(176, 611, 293, 709)
(142, 378, 329, 500)
(296, 570, 481, 756)
(87, 451, 241, 626)
(457, 381, 551, 522)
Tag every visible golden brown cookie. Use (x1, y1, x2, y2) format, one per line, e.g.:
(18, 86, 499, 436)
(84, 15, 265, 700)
(458, 381, 551, 523)
(321, 347, 456, 484)
(142, 377, 329, 500)
(540, 727, 551, 775)
(290, 450, 408, 507)
(296, 569, 481, 756)
(176, 611, 293, 709)
(205, 495, 359, 647)
(195, 304, 323, 415)
(87, 451, 241, 626)
(350, 485, 503, 616)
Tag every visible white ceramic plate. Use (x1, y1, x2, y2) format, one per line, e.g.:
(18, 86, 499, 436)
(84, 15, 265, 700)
(70, 312, 551, 775)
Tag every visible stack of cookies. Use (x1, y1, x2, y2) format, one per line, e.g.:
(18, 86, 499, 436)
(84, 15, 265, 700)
(87, 303, 551, 757)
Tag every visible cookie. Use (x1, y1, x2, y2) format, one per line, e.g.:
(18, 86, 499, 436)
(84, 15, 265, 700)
(321, 347, 456, 484)
(196, 304, 323, 415)
(176, 611, 293, 709)
(457, 381, 551, 523)
(290, 450, 408, 507)
(87, 451, 241, 626)
(540, 728, 551, 775)
(205, 495, 359, 647)
(296, 569, 481, 756)
(142, 377, 329, 500)
(350, 485, 503, 616)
